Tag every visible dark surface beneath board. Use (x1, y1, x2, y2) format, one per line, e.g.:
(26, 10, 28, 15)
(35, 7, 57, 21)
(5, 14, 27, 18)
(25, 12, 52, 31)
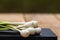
(0, 28, 57, 40)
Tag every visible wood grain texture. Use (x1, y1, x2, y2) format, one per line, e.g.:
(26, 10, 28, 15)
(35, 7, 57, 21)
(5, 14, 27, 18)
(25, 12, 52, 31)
(54, 14, 60, 21)
(24, 13, 60, 40)
(0, 13, 25, 22)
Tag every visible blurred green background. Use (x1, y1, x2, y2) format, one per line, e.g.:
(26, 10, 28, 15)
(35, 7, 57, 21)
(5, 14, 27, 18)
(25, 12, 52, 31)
(0, 0, 60, 13)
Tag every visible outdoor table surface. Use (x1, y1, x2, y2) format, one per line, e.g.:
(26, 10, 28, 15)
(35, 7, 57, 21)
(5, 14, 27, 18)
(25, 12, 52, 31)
(0, 13, 60, 40)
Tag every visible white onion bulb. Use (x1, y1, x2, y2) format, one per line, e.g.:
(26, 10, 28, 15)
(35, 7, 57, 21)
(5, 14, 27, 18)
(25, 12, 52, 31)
(20, 30, 30, 38)
(8, 25, 30, 38)
(17, 22, 33, 28)
(35, 27, 41, 34)
(30, 21, 38, 27)
(24, 22, 33, 27)
(17, 21, 38, 28)
(26, 27, 35, 35)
